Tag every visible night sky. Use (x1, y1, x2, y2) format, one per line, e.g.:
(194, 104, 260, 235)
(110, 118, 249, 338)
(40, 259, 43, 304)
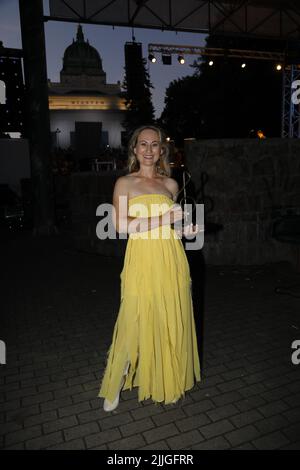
(0, 0, 207, 118)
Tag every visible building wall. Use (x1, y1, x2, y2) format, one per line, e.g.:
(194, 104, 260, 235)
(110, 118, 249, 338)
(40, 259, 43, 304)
(0, 138, 30, 195)
(184, 138, 300, 267)
(68, 171, 128, 257)
(50, 109, 125, 148)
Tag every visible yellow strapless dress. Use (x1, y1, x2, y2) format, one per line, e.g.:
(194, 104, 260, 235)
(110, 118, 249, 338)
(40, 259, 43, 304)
(98, 193, 201, 404)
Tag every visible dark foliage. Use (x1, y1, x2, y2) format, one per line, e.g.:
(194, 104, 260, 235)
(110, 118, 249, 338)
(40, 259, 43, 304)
(159, 34, 283, 145)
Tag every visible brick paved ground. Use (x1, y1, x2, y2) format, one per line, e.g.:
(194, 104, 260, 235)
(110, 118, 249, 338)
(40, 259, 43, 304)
(1, 230, 300, 450)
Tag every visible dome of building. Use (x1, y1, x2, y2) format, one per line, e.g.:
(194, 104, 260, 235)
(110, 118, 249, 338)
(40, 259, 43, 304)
(61, 25, 106, 79)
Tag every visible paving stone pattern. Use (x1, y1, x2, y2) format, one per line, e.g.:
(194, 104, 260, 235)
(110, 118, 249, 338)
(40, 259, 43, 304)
(1, 232, 300, 450)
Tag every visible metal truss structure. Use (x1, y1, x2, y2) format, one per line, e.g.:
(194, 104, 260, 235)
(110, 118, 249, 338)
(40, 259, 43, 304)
(47, 0, 300, 40)
(148, 43, 285, 61)
(282, 65, 300, 138)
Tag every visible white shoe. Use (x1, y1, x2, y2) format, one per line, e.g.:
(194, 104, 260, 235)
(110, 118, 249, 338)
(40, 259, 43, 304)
(103, 388, 123, 412)
(103, 362, 130, 412)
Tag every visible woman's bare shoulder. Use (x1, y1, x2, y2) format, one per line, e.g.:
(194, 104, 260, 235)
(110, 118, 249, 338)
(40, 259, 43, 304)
(164, 177, 179, 197)
(114, 173, 139, 197)
(164, 176, 178, 186)
(115, 173, 136, 185)
(114, 175, 130, 192)
(119, 172, 139, 181)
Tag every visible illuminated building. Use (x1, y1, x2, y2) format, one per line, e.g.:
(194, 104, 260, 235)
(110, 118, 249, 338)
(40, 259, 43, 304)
(48, 25, 126, 151)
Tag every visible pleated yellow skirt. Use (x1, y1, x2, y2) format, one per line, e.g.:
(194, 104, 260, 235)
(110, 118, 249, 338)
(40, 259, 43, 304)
(98, 193, 201, 404)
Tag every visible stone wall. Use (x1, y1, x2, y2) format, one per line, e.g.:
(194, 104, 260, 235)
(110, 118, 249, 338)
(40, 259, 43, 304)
(184, 138, 300, 267)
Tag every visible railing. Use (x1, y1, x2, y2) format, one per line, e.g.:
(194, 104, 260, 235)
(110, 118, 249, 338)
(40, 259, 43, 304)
(92, 159, 116, 172)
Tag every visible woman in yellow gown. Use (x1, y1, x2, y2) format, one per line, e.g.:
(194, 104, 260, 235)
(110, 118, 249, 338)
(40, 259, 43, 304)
(98, 125, 201, 411)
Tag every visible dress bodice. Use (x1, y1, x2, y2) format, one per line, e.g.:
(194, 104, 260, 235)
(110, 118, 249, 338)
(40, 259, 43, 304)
(128, 193, 175, 240)
(128, 193, 174, 217)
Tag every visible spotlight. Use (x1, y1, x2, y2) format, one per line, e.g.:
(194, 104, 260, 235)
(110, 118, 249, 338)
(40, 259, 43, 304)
(241, 62, 246, 68)
(178, 55, 185, 65)
(208, 60, 214, 66)
(276, 64, 282, 71)
(148, 53, 156, 63)
(162, 54, 172, 65)
(257, 129, 266, 139)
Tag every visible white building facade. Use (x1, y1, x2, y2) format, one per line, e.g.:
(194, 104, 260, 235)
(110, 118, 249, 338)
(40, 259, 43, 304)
(48, 25, 126, 152)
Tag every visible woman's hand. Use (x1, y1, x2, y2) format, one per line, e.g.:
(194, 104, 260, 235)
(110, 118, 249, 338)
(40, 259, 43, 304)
(175, 223, 204, 239)
(162, 204, 186, 225)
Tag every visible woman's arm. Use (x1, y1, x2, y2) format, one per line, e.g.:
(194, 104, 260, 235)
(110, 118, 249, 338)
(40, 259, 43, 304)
(166, 177, 201, 238)
(112, 177, 184, 234)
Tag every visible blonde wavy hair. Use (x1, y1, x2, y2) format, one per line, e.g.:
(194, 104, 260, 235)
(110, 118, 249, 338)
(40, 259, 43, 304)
(127, 125, 171, 177)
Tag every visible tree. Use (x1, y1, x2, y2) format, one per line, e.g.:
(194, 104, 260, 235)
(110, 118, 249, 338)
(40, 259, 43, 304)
(159, 34, 283, 144)
(159, 75, 205, 146)
(122, 45, 155, 143)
